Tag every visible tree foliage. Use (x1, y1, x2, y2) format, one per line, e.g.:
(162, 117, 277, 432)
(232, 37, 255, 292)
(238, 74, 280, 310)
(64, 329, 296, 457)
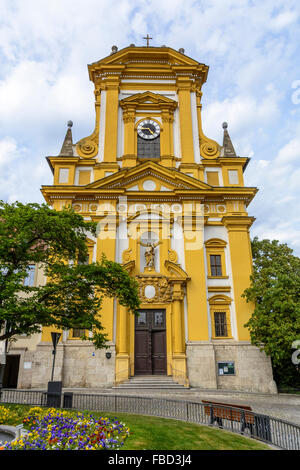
(243, 237, 300, 387)
(0, 201, 140, 349)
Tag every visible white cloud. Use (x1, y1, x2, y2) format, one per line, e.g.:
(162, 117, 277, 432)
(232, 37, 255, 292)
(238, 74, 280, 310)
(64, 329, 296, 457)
(270, 9, 298, 30)
(256, 160, 270, 169)
(203, 93, 280, 136)
(275, 137, 300, 165)
(245, 128, 300, 256)
(0, 137, 19, 166)
(252, 222, 300, 254)
(0, 135, 50, 203)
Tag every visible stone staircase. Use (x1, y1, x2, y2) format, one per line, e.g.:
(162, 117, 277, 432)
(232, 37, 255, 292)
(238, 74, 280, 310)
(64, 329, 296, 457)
(112, 375, 189, 390)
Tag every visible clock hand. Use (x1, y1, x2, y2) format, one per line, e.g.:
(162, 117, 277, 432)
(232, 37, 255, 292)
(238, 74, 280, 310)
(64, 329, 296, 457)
(142, 127, 154, 134)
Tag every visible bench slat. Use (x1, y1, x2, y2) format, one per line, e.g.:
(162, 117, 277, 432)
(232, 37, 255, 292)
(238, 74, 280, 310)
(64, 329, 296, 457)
(202, 401, 254, 424)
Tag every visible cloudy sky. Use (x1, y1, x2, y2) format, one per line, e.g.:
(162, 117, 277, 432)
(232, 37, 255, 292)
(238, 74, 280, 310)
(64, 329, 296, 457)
(0, 0, 300, 255)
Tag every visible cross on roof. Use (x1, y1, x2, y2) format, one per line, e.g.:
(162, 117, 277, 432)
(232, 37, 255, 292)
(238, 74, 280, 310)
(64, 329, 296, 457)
(143, 34, 153, 47)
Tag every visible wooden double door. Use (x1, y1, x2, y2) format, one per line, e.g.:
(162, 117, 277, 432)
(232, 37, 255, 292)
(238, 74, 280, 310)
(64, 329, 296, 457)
(134, 309, 167, 375)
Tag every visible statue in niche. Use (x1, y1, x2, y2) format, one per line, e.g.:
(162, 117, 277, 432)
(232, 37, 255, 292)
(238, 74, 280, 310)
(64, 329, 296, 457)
(138, 239, 161, 269)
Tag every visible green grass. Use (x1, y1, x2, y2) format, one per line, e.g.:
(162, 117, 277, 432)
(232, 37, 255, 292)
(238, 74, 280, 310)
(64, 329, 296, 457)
(100, 411, 270, 450)
(1, 404, 270, 450)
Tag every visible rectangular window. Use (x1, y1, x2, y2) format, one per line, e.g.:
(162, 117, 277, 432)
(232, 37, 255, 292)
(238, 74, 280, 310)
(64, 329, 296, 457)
(137, 135, 160, 159)
(137, 312, 147, 325)
(23, 265, 35, 286)
(206, 171, 219, 186)
(214, 312, 228, 337)
(72, 328, 85, 338)
(59, 168, 69, 184)
(210, 255, 222, 276)
(154, 311, 164, 326)
(228, 170, 239, 184)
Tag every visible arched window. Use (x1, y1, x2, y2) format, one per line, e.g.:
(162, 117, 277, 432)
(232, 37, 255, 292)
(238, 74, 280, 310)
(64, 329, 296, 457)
(209, 295, 233, 339)
(205, 238, 228, 278)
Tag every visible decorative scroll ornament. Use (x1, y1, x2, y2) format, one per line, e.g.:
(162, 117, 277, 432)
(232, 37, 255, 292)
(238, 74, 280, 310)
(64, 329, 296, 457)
(136, 256, 189, 304)
(168, 249, 178, 263)
(200, 140, 220, 159)
(76, 87, 101, 159)
(195, 89, 220, 160)
(137, 276, 172, 303)
(76, 135, 98, 159)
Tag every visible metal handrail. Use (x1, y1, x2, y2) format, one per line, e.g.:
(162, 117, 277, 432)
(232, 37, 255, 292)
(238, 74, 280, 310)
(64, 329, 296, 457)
(1, 389, 300, 450)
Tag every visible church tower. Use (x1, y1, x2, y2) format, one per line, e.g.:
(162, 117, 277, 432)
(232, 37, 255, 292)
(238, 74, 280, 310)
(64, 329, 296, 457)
(37, 43, 276, 392)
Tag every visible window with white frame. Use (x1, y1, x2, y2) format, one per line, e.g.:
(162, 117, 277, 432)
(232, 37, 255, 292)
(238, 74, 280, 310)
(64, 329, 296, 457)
(58, 168, 69, 184)
(228, 170, 239, 185)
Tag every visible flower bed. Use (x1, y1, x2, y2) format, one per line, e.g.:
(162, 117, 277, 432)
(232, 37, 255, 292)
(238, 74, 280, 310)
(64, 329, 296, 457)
(0, 406, 10, 425)
(1, 407, 130, 450)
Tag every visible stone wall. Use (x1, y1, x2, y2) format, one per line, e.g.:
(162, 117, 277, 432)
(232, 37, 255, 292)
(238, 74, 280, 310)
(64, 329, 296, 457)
(20, 339, 277, 393)
(30, 342, 115, 389)
(185, 342, 217, 388)
(31, 343, 63, 388)
(62, 342, 115, 388)
(186, 341, 277, 393)
(6, 349, 35, 389)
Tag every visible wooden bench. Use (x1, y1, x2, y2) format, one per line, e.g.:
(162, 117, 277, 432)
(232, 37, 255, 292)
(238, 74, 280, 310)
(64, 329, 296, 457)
(202, 400, 254, 432)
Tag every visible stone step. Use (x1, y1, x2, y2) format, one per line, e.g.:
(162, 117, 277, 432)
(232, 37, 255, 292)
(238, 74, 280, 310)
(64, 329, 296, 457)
(123, 379, 175, 384)
(113, 376, 189, 389)
(120, 376, 175, 381)
(127, 378, 174, 382)
(117, 383, 177, 387)
(113, 385, 188, 390)
(116, 380, 180, 385)
(128, 375, 172, 378)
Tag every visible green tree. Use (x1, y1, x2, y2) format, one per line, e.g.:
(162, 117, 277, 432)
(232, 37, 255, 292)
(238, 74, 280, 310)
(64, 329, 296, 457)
(243, 237, 300, 387)
(0, 200, 140, 349)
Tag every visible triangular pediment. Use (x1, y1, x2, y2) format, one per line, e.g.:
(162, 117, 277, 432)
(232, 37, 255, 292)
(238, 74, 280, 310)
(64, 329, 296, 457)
(86, 161, 213, 192)
(120, 91, 177, 108)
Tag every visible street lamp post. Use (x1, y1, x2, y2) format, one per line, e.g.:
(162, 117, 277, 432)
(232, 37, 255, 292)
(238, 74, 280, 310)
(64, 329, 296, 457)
(50, 332, 61, 382)
(0, 354, 6, 401)
(45, 332, 62, 408)
(0, 322, 9, 401)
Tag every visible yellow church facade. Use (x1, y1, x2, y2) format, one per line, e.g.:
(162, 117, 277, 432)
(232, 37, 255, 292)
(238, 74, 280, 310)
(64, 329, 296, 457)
(31, 45, 276, 392)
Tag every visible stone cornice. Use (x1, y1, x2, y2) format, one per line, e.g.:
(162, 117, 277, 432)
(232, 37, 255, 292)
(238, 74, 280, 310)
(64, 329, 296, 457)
(222, 215, 256, 230)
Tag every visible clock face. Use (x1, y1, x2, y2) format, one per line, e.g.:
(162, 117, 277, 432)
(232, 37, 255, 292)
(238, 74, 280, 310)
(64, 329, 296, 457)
(137, 119, 160, 140)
